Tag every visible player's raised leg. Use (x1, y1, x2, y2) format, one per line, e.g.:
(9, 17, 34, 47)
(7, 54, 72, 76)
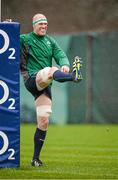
(35, 57, 83, 92)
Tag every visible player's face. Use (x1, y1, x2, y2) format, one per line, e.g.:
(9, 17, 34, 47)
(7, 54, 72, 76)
(33, 22, 48, 36)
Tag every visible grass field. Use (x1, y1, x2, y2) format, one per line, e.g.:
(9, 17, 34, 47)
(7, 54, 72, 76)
(0, 124, 118, 179)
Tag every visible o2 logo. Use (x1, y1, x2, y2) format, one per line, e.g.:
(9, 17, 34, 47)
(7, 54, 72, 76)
(0, 80, 15, 109)
(0, 29, 16, 59)
(0, 131, 15, 160)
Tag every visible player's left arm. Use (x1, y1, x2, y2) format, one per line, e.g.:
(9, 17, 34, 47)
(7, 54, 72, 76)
(50, 37, 70, 72)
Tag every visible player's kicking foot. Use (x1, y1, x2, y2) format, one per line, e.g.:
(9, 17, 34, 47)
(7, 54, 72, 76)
(31, 159, 43, 167)
(72, 56, 83, 82)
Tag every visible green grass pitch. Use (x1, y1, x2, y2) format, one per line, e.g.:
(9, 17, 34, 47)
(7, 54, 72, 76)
(0, 124, 118, 179)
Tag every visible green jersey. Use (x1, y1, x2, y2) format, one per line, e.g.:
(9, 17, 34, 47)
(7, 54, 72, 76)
(20, 32, 70, 81)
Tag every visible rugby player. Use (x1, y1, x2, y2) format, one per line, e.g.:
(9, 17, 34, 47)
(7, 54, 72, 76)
(20, 13, 82, 167)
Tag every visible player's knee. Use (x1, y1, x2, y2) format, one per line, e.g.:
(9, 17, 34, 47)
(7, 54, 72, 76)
(38, 117, 49, 130)
(36, 67, 52, 90)
(36, 67, 59, 90)
(36, 105, 52, 130)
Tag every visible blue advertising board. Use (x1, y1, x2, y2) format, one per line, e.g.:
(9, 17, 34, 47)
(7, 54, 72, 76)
(0, 22, 20, 168)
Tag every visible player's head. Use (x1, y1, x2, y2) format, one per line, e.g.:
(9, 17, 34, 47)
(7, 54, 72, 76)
(32, 14, 48, 36)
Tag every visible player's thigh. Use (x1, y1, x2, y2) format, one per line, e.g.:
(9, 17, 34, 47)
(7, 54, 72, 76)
(35, 94, 52, 107)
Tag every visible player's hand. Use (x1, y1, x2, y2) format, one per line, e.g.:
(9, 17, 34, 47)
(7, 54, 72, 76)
(61, 65, 70, 73)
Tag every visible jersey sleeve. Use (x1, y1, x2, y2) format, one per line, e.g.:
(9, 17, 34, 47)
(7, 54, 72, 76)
(50, 36, 70, 67)
(20, 34, 30, 81)
(20, 34, 26, 56)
